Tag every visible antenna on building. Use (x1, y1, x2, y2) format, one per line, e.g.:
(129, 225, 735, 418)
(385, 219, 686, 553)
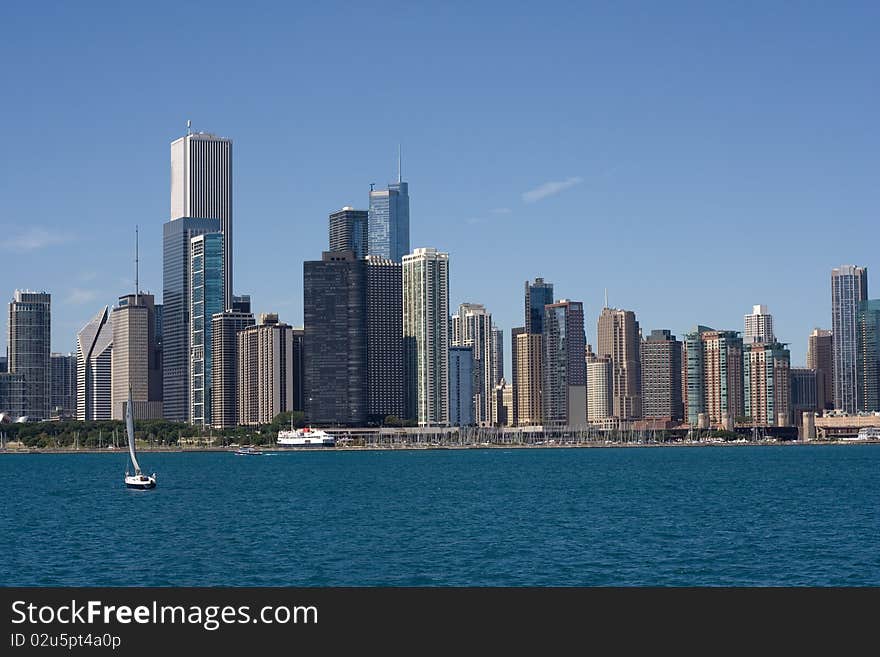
(604, 288, 608, 309)
(135, 225, 139, 304)
(370, 182, 375, 192)
(186, 119, 192, 136)
(397, 144, 402, 183)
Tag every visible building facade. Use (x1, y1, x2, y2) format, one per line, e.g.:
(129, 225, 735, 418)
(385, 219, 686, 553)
(8, 290, 51, 420)
(111, 293, 163, 420)
(402, 248, 449, 426)
(744, 304, 775, 345)
(831, 265, 868, 413)
(211, 310, 255, 428)
(597, 307, 642, 420)
(513, 332, 542, 426)
(448, 346, 474, 426)
(542, 300, 586, 427)
(510, 327, 525, 426)
(524, 278, 554, 335)
(0, 373, 25, 418)
(366, 256, 405, 423)
(807, 328, 833, 410)
(76, 306, 113, 421)
(640, 329, 682, 422)
(368, 178, 410, 262)
(329, 207, 368, 259)
(237, 315, 295, 426)
(50, 353, 76, 418)
(790, 367, 820, 425)
(190, 233, 225, 426)
(586, 355, 613, 425)
(491, 327, 504, 388)
(857, 299, 880, 412)
(451, 303, 495, 426)
(683, 326, 744, 428)
(743, 342, 791, 426)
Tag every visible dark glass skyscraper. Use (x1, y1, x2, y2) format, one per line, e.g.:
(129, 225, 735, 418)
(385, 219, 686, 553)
(525, 278, 554, 335)
(368, 179, 410, 262)
(831, 265, 867, 413)
(190, 232, 224, 426)
(162, 216, 221, 422)
(857, 299, 880, 412)
(8, 291, 51, 420)
(449, 346, 474, 426)
(329, 207, 368, 259)
(542, 300, 586, 427)
(366, 256, 404, 423)
(303, 251, 367, 425)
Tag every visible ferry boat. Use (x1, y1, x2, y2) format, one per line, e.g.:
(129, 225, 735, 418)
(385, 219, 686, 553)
(277, 427, 336, 447)
(853, 427, 880, 441)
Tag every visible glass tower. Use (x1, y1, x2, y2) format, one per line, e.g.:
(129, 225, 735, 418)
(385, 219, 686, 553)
(831, 265, 868, 413)
(368, 181, 410, 262)
(190, 232, 224, 426)
(857, 299, 880, 412)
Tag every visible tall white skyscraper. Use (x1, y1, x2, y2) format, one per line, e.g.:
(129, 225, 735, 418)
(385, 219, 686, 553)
(744, 304, 775, 344)
(403, 248, 449, 426)
(170, 127, 233, 306)
(832, 265, 868, 413)
(76, 306, 113, 421)
(451, 303, 495, 426)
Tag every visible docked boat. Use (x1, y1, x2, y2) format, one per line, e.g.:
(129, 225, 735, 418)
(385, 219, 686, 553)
(234, 446, 262, 455)
(123, 386, 156, 490)
(853, 427, 880, 441)
(277, 426, 336, 447)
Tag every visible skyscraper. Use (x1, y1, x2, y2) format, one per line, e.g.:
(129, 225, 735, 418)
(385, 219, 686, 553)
(449, 346, 474, 426)
(587, 355, 613, 427)
(211, 309, 255, 428)
(790, 368, 820, 425)
(8, 291, 51, 420)
(303, 251, 367, 426)
(238, 314, 296, 426)
(329, 207, 368, 259)
(76, 307, 113, 421)
(513, 332, 542, 426)
(368, 167, 410, 262)
(831, 265, 868, 413)
(543, 300, 586, 427)
(524, 278, 554, 335)
(366, 256, 404, 423)
(170, 128, 233, 306)
(491, 327, 504, 388)
(856, 299, 880, 412)
(744, 304, 775, 345)
(744, 342, 791, 426)
(111, 293, 163, 420)
(640, 329, 682, 422)
(403, 248, 449, 426)
(50, 353, 76, 418)
(510, 327, 525, 426)
(162, 216, 221, 422)
(292, 327, 305, 412)
(807, 328, 833, 410)
(683, 326, 744, 428)
(451, 303, 495, 425)
(190, 233, 225, 426)
(0, 372, 24, 418)
(597, 307, 642, 420)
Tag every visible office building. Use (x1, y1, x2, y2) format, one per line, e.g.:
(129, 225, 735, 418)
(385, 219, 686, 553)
(807, 328, 833, 410)
(640, 329, 682, 422)
(303, 251, 367, 426)
(111, 293, 163, 420)
(170, 128, 233, 307)
(744, 342, 791, 426)
(831, 265, 867, 413)
(50, 353, 76, 418)
(790, 368, 820, 425)
(329, 207, 368, 259)
(452, 303, 495, 425)
(857, 299, 880, 412)
(368, 168, 410, 262)
(76, 306, 113, 421)
(0, 372, 24, 417)
(683, 326, 744, 427)
(491, 327, 504, 387)
(744, 304, 775, 344)
(162, 216, 221, 421)
(211, 309, 255, 428)
(8, 291, 51, 420)
(190, 233, 225, 426)
(524, 278, 554, 335)
(366, 256, 404, 423)
(231, 295, 251, 314)
(448, 346, 474, 426)
(238, 314, 295, 426)
(510, 327, 525, 426)
(513, 332, 542, 426)
(586, 355, 613, 425)
(403, 248, 449, 426)
(543, 300, 586, 427)
(292, 328, 304, 412)
(597, 307, 642, 420)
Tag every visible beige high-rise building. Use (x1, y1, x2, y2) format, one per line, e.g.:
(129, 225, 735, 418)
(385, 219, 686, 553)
(807, 328, 833, 410)
(587, 356, 613, 425)
(110, 293, 162, 420)
(744, 342, 791, 426)
(237, 314, 295, 426)
(597, 307, 642, 420)
(514, 332, 542, 426)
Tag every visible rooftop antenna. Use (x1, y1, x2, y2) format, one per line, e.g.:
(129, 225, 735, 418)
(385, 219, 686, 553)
(186, 119, 192, 136)
(604, 288, 608, 309)
(397, 144, 402, 183)
(135, 225, 139, 304)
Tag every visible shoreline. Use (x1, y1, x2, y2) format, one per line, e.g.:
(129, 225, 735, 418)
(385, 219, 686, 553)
(2, 439, 879, 454)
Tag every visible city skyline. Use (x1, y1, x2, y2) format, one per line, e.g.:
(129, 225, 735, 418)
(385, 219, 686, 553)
(2, 3, 879, 377)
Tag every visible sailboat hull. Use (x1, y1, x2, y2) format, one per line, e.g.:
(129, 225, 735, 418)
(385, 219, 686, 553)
(125, 475, 157, 490)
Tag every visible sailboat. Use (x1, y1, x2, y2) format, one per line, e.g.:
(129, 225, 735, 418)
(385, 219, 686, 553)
(124, 386, 156, 490)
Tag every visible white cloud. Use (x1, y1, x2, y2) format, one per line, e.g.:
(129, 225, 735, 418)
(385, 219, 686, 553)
(5, 227, 73, 251)
(66, 288, 99, 305)
(522, 176, 584, 203)
(491, 207, 512, 215)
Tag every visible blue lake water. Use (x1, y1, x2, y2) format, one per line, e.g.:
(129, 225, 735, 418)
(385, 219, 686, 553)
(1, 445, 878, 586)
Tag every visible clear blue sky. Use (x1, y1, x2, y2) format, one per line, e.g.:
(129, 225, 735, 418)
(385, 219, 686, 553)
(1, 1, 878, 371)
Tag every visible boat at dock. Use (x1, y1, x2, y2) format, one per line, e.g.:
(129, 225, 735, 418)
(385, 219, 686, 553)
(277, 427, 336, 447)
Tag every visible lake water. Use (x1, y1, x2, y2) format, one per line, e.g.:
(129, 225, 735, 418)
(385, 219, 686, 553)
(1, 445, 878, 586)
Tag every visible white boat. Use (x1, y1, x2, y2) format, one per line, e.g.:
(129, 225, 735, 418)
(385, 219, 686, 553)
(852, 427, 880, 441)
(234, 446, 261, 455)
(123, 386, 156, 490)
(277, 426, 336, 447)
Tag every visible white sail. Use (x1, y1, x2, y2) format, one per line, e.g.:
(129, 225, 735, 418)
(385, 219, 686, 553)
(126, 387, 142, 475)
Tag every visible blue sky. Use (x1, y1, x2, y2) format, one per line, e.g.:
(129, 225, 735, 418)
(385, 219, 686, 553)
(1, 1, 878, 371)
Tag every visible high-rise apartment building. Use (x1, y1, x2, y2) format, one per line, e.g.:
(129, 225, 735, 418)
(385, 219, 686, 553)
(452, 303, 495, 425)
(403, 248, 449, 426)
(744, 342, 791, 426)
(170, 128, 233, 306)
(807, 328, 833, 410)
(162, 216, 221, 421)
(857, 299, 880, 412)
(237, 314, 295, 426)
(50, 353, 76, 418)
(831, 265, 867, 413)
(543, 300, 586, 427)
(510, 327, 525, 426)
(303, 251, 367, 426)
(586, 355, 613, 425)
(597, 307, 642, 420)
(111, 293, 163, 420)
(513, 332, 542, 426)
(366, 256, 404, 423)
(491, 327, 504, 388)
(8, 291, 51, 420)
(744, 304, 775, 344)
(368, 173, 410, 262)
(0, 372, 24, 418)
(449, 346, 474, 426)
(76, 307, 113, 421)
(190, 233, 225, 426)
(640, 329, 682, 421)
(211, 309, 255, 428)
(683, 326, 744, 427)
(329, 207, 368, 259)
